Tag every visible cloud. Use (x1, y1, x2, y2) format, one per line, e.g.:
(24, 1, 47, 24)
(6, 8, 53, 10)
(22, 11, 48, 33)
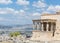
(0, 17, 11, 22)
(16, 0, 29, 5)
(19, 10, 25, 14)
(0, 17, 21, 25)
(0, 8, 15, 14)
(40, 5, 60, 14)
(0, 17, 5, 21)
(32, 12, 40, 19)
(32, 0, 47, 8)
(42, 11, 50, 14)
(47, 5, 60, 12)
(32, 12, 40, 16)
(0, 8, 25, 15)
(0, 0, 12, 4)
(0, 7, 27, 24)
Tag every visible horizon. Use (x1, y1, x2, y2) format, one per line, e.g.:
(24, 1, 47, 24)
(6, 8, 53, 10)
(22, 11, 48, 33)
(0, 0, 60, 25)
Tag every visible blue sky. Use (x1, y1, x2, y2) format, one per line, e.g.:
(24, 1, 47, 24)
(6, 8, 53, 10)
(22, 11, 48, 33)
(0, 0, 60, 25)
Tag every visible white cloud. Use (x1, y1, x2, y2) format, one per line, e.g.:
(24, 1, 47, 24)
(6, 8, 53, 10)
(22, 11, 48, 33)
(0, 17, 17, 24)
(47, 5, 60, 12)
(23, 6, 29, 10)
(0, 8, 15, 14)
(20, 10, 25, 13)
(0, 17, 10, 21)
(0, 10, 7, 14)
(0, 17, 5, 21)
(54, 5, 60, 11)
(47, 5, 55, 11)
(0, 8, 25, 15)
(42, 11, 50, 14)
(19, 10, 25, 14)
(15, 9, 25, 15)
(0, 8, 27, 24)
(16, 0, 29, 5)
(29, 12, 41, 20)
(0, 0, 12, 4)
(32, 12, 40, 16)
(32, 0, 47, 8)
(39, 0, 44, 1)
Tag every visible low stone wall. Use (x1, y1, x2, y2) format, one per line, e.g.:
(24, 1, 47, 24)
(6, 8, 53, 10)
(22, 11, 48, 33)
(25, 40, 60, 43)
(31, 31, 53, 41)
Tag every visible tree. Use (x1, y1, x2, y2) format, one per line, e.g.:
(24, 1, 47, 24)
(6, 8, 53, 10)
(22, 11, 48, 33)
(10, 31, 20, 37)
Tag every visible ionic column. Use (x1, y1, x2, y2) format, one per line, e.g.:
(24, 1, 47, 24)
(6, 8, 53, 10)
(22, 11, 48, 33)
(37, 22, 39, 30)
(51, 23, 53, 31)
(41, 23, 44, 31)
(46, 23, 49, 31)
(39, 22, 41, 31)
(37, 23, 40, 30)
(33, 22, 35, 30)
(33, 24, 35, 30)
(33, 22, 37, 30)
(35, 22, 37, 30)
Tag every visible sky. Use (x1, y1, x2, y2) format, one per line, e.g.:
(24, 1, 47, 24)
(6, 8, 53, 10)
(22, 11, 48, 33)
(0, 0, 60, 25)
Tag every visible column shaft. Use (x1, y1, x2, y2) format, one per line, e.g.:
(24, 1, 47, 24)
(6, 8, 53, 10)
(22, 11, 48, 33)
(39, 23, 41, 31)
(37, 23, 39, 30)
(35, 22, 37, 30)
(41, 23, 44, 31)
(33, 22, 37, 30)
(51, 23, 53, 31)
(33, 24, 35, 30)
(33, 22, 35, 30)
(46, 23, 49, 31)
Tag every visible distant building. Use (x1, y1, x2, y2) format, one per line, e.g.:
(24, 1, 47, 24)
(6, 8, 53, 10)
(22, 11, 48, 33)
(31, 11, 60, 41)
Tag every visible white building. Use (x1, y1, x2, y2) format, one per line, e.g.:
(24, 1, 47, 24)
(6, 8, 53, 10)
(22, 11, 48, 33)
(31, 11, 60, 41)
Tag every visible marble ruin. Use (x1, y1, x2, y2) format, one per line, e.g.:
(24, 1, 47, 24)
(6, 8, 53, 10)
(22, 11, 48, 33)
(31, 11, 60, 41)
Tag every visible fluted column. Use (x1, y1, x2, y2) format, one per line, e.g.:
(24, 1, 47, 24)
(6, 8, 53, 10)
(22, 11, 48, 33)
(39, 22, 41, 31)
(33, 22, 37, 30)
(51, 23, 53, 31)
(33, 22, 35, 30)
(37, 22, 39, 30)
(46, 23, 49, 31)
(41, 23, 44, 31)
(35, 22, 37, 30)
(33, 24, 35, 30)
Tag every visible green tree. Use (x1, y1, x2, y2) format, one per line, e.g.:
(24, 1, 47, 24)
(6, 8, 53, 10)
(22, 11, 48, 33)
(10, 32, 20, 37)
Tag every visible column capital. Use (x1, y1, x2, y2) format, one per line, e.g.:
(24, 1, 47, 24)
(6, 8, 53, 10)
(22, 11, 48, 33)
(37, 22, 39, 25)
